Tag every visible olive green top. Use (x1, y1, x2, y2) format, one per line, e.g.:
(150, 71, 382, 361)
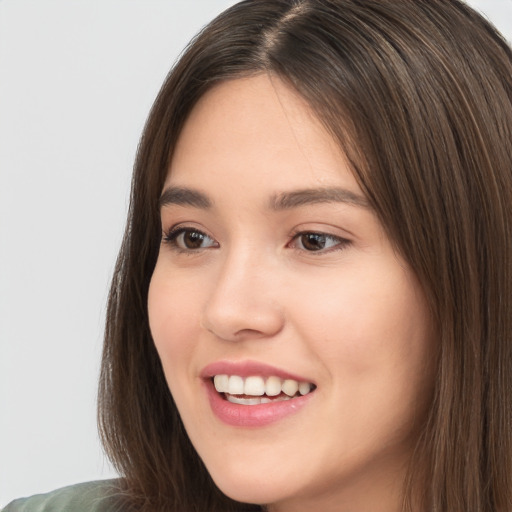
(2, 480, 122, 512)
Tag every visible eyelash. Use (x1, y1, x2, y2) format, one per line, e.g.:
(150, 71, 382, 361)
(163, 226, 218, 254)
(162, 226, 351, 255)
(288, 230, 351, 254)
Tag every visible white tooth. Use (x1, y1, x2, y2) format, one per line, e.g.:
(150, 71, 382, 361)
(213, 374, 229, 393)
(265, 376, 282, 396)
(228, 375, 244, 395)
(225, 393, 295, 405)
(244, 376, 265, 396)
(282, 379, 299, 397)
(227, 395, 263, 405)
(299, 381, 312, 395)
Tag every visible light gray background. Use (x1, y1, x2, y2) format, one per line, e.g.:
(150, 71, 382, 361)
(1, 0, 511, 507)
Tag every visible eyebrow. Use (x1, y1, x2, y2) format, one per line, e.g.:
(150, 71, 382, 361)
(269, 187, 370, 210)
(159, 186, 212, 209)
(159, 185, 370, 210)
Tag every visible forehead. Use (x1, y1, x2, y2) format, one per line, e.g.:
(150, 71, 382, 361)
(166, 74, 361, 201)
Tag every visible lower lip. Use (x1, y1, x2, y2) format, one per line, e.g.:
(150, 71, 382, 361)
(204, 379, 314, 427)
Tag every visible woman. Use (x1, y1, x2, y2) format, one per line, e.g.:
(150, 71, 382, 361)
(4, 0, 512, 511)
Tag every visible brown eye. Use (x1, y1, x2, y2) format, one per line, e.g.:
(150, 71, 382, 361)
(165, 228, 218, 251)
(299, 233, 329, 251)
(181, 230, 207, 249)
(290, 232, 350, 253)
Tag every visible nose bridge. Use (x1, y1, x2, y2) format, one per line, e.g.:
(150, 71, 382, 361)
(201, 242, 284, 341)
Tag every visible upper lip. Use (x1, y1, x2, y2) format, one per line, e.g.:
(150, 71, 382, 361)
(200, 360, 315, 384)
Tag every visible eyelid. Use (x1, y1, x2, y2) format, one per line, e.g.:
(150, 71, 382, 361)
(161, 223, 352, 255)
(287, 229, 352, 254)
(162, 224, 219, 252)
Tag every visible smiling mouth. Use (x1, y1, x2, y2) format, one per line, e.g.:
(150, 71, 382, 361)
(212, 374, 316, 405)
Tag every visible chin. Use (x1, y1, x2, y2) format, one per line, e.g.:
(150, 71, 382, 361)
(207, 463, 294, 506)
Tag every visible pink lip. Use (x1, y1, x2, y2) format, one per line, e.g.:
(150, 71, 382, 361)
(200, 360, 316, 427)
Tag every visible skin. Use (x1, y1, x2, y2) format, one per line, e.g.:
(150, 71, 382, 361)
(148, 74, 435, 512)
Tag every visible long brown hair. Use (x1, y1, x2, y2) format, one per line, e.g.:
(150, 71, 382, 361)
(98, 1, 512, 510)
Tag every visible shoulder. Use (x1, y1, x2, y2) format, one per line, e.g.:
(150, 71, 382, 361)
(2, 480, 124, 512)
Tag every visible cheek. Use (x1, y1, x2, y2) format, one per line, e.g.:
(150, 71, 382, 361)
(286, 260, 433, 408)
(287, 264, 425, 353)
(147, 264, 201, 379)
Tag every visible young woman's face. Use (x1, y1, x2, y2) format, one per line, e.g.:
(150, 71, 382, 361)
(148, 75, 435, 512)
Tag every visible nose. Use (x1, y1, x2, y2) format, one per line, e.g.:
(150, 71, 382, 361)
(201, 249, 285, 342)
